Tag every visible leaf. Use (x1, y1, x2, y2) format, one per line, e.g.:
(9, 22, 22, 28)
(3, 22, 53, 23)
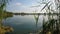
(57, 6, 60, 9)
(51, 9, 54, 11)
(41, 1, 50, 11)
(48, 3, 52, 10)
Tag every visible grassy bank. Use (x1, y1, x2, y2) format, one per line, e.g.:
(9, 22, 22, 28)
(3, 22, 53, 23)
(0, 25, 14, 34)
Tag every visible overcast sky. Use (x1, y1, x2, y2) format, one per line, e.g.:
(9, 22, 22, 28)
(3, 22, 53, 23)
(6, 0, 54, 13)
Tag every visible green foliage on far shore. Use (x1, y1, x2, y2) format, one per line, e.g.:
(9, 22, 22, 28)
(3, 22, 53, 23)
(0, 11, 13, 19)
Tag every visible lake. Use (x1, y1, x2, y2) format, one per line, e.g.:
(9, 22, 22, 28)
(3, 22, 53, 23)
(2, 15, 59, 34)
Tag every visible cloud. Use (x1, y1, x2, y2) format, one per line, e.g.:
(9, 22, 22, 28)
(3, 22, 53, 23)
(15, 2, 22, 6)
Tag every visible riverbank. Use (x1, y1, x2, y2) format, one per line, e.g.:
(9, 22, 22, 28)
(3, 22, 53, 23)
(0, 20, 14, 34)
(0, 25, 14, 34)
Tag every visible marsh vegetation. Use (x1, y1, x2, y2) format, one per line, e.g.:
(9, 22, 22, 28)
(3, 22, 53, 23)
(0, 0, 60, 34)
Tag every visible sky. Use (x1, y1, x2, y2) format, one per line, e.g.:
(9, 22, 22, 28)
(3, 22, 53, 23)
(6, 0, 55, 13)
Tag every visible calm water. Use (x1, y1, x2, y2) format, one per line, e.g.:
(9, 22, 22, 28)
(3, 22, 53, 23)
(2, 15, 58, 34)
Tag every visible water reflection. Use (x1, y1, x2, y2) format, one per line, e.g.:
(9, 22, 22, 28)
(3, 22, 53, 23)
(33, 14, 39, 33)
(34, 15, 39, 27)
(29, 14, 60, 34)
(1, 14, 60, 34)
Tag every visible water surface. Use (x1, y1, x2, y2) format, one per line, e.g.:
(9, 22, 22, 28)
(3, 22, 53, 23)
(2, 15, 59, 34)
